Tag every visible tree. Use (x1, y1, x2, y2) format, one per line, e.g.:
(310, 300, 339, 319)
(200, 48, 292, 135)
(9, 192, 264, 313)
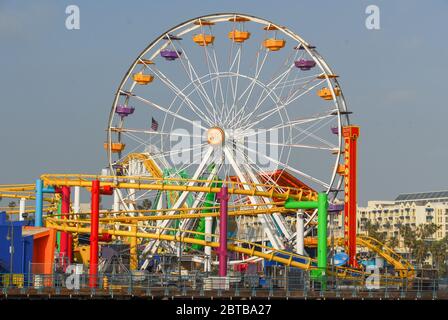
(387, 235, 400, 250)
(398, 223, 441, 268)
(362, 220, 387, 243)
(428, 237, 448, 275)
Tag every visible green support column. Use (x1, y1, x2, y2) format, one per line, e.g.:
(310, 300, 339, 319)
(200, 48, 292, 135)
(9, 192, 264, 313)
(284, 192, 328, 289)
(315, 192, 328, 289)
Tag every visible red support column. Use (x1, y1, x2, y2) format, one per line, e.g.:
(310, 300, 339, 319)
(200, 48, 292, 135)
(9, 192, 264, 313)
(89, 180, 100, 288)
(342, 126, 360, 267)
(60, 186, 71, 266)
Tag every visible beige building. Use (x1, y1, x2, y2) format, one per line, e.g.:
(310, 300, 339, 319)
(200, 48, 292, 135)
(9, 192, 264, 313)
(331, 191, 448, 251)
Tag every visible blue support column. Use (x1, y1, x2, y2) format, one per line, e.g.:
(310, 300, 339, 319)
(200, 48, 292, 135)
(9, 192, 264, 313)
(35, 179, 43, 227)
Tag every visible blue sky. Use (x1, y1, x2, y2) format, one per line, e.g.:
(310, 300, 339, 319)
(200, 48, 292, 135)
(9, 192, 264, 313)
(0, 0, 447, 205)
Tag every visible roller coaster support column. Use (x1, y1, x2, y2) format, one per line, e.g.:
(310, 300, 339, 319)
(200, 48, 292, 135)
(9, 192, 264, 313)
(73, 186, 80, 215)
(296, 210, 304, 255)
(217, 185, 229, 277)
(342, 126, 360, 268)
(60, 186, 71, 264)
(284, 192, 328, 288)
(130, 224, 138, 270)
(315, 192, 328, 289)
(19, 197, 26, 221)
(89, 180, 100, 288)
(204, 216, 213, 273)
(35, 179, 43, 227)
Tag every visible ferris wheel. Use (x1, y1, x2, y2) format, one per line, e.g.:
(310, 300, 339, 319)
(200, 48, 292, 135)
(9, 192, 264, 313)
(106, 13, 350, 265)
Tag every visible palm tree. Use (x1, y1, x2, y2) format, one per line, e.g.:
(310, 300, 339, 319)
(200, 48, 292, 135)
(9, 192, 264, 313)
(362, 220, 387, 243)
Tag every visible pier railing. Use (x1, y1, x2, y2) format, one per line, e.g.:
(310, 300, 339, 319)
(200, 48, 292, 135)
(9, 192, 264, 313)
(1, 269, 446, 299)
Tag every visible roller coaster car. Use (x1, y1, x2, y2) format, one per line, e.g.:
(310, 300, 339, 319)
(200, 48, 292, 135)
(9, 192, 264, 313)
(228, 30, 251, 43)
(317, 87, 341, 100)
(193, 34, 215, 46)
(133, 73, 154, 85)
(263, 39, 286, 51)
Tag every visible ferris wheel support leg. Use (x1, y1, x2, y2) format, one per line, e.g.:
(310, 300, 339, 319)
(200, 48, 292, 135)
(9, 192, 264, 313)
(204, 216, 213, 273)
(217, 185, 229, 277)
(89, 180, 100, 288)
(296, 210, 304, 255)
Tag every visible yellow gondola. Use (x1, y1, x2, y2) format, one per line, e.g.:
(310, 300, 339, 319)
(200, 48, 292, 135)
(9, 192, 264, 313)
(104, 143, 125, 153)
(194, 19, 215, 26)
(228, 30, 251, 43)
(336, 164, 346, 175)
(193, 34, 215, 46)
(263, 38, 285, 51)
(228, 16, 250, 22)
(133, 73, 154, 85)
(317, 87, 341, 100)
(137, 59, 154, 65)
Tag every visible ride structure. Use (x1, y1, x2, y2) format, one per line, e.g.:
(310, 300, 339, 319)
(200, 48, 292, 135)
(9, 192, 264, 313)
(0, 13, 415, 291)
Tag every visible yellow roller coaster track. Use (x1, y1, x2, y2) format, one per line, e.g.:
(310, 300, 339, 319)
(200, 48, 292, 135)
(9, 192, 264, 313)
(40, 174, 318, 201)
(39, 174, 412, 282)
(45, 214, 414, 282)
(305, 236, 415, 279)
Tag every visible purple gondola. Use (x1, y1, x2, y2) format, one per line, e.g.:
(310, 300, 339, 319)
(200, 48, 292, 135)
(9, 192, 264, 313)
(294, 59, 316, 70)
(331, 127, 339, 135)
(160, 50, 182, 61)
(115, 105, 135, 117)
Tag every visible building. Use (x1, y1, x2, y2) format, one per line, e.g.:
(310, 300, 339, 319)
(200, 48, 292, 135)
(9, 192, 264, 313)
(331, 191, 448, 253)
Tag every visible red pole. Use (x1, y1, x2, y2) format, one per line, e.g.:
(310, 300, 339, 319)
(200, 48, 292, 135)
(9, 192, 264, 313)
(217, 185, 229, 277)
(89, 180, 100, 288)
(342, 126, 360, 268)
(60, 186, 71, 265)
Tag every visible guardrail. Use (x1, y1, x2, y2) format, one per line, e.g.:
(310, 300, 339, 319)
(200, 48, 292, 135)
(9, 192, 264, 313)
(0, 271, 445, 299)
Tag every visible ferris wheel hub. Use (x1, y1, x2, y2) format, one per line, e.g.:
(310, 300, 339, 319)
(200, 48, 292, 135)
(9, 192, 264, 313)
(207, 127, 225, 145)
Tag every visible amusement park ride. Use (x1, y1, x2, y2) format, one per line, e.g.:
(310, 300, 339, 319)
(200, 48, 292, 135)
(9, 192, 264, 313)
(0, 13, 414, 289)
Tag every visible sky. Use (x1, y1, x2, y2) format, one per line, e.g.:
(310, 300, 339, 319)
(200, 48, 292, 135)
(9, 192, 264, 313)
(0, 0, 447, 205)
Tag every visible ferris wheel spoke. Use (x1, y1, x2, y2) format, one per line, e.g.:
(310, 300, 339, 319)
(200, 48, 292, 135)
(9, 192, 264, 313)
(239, 143, 330, 189)
(148, 142, 207, 163)
(110, 127, 202, 139)
(166, 37, 218, 120)
(263, 141, 338, 152)
(242, 76, 323, 130)
(223, 45, 241, 119)
(232, 45, 301, 129)
(233, 66, 296, 129)
(233, 51, 269, 125)
(132, 94, 207, 130)
(148, 65, 216, 126)
(289, 114, 339, 149)
(241, 112, 335, 138)
(242, 79, 326, 131)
